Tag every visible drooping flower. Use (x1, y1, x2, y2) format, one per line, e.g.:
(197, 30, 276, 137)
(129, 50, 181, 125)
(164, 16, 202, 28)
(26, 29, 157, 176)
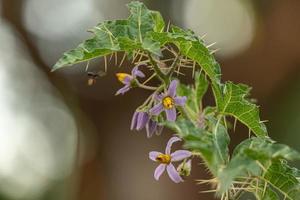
(146, 119, 163, 138)
(149, 136, 192, 183)
(115, 65, 145, 95)
(149, 80, 186, 122)
(131, 111, 149, 131)
(131, 111, 163, 138)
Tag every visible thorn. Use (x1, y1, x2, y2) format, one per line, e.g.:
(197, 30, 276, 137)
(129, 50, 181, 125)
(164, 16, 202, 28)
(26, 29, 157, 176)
(201, 33, 207, 39)
(104, 56, 107, 72)
(199, 189, 217, 194)
(114, 52, 118, 65)
(256, 161, 267, 172)
(192, 61, 196, 78)
(178, 64, 193, 68)
(160, 58, 175, 62)
(137, 51, 144, 63)
(210, 48, 220, 55)
(109, 53, 114, 62)
(119, 53, 127, 68)
(142, 73, 156, 85)
(85, 61, 90, 72)
(224, 116, 228, 130)
(166, 20, 171, 32)
(132, 50, 140, 63)
(206, 42, 217, 48)
(233, 118, 237, 132)
(260, 120, 269, 123)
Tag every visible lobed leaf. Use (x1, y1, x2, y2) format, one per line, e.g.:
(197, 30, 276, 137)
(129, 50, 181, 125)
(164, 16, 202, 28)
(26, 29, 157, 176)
(256, 160, 300, 200)
(52, 1, 164, 71)
(217, 137, 300, 193)
(212, 82, 267, 137)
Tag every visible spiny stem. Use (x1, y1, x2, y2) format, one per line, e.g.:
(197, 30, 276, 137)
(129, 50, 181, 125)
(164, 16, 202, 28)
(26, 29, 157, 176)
(147, 52, 168, 83)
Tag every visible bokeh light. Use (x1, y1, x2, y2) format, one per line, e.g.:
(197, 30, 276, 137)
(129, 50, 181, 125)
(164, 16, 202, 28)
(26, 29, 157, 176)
(0, 20, 77, 199)
(175, 0, 255, 58)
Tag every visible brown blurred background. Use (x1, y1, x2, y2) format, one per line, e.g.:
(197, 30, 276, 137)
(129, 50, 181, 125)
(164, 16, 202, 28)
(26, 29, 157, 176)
(0, 0, 300, 199)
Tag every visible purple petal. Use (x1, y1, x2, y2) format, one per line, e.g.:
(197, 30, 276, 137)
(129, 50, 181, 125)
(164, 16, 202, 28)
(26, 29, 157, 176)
(167, 80, 178, 97)
(146, 120, 157, 138)
(115, 85, 131, 95)
(123, 76, 132, 84)
(174, 96, 187, 106)
(171, 150, 192, 162)
(136, 112, 149, 130)
(149, 103, 164, 116)
(132, 66, 145, 78)
(155, 93, 164, 101)
(154, 164, 166, 181)
(130, 111, 139, 130)
(165, 136, 181, 154)
(166, 163, 183, 183)
(149, 151, 161, 161)
(165, 108, 177, 122)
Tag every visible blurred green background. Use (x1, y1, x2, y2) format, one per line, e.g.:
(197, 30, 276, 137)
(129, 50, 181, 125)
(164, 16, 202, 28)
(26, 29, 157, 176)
(0, 0, 300, 199)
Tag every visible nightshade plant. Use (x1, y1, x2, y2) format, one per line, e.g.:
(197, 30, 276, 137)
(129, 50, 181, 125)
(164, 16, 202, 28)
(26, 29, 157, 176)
(52, 2, 300, 199)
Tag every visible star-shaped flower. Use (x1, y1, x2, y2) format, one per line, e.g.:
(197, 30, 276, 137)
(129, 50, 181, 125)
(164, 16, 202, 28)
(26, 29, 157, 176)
(149, 80, 186, 122)
(149, 136, 192, 183)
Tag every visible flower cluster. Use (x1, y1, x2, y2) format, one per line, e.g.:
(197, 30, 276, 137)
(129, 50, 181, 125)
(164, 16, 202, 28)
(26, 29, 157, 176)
(115, 64, 191, 183)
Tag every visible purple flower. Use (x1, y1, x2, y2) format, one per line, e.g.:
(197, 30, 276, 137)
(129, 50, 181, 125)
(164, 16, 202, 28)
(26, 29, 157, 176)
(131, 111, 163, 138)
(115, 65, 145, 95)
(131, 111, 149, 131)
(149, 136, 192, 183)
(149, 80, 186, 122)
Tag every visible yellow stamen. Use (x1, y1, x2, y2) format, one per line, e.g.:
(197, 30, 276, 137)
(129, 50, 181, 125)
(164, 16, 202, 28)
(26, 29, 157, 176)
(116, 73, 131, 83)
(156, 154, 171, 164)
(163, 96, 174, 109)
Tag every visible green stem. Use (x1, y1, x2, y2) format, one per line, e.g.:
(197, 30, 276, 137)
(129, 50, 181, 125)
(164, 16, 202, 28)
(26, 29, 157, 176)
(178, 106, 195, 123)
(147, 52, 168, 83)
(136, 82, 158, 91)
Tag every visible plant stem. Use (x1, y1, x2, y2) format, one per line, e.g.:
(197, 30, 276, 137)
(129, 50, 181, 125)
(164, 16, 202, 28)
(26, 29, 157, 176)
(136, 82, 158, 91)
(147, 52, 168, 83)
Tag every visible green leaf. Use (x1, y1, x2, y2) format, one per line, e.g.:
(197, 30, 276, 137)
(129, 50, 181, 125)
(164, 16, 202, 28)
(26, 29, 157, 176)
(217, 137, 300, 193)
(127, 1, 164, 42)
(53, 1, 165, 71)
(141, 36, 162, 57)
(236, 138, 300, 161)
(165, 117, 230, 176)
(257, 160, 300, 200)
(195, 72, 209, 105)
(213, 81, 267, 137)
(149, 27, 222, 83)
